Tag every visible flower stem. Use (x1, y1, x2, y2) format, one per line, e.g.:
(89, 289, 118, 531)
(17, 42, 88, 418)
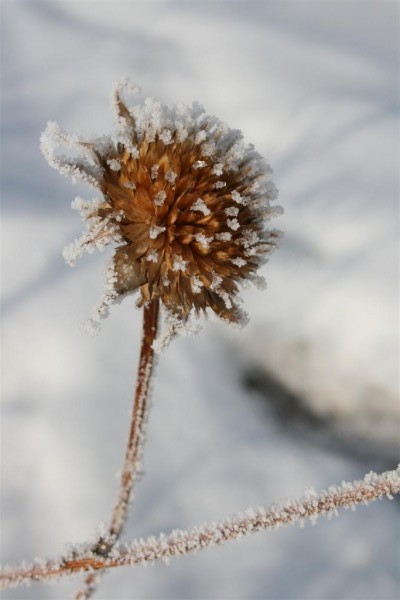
(109, 298, 159, 537)
(75, 298, 159, 600)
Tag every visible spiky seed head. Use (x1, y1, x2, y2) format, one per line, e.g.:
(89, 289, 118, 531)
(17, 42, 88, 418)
(41, 80, 282, 332)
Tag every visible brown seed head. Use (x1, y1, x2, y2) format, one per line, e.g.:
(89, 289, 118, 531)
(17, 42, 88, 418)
(41, 80, 282, 333)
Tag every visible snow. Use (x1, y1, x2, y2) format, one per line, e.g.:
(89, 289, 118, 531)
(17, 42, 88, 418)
(1, 2, 399, 600)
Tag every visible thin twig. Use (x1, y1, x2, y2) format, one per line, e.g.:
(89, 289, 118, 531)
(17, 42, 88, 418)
(75, 299, 159, 599)
(2, 466, 398, 592)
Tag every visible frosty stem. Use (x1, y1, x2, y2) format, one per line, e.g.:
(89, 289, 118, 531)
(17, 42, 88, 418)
(2, 466, 399, 591)
(109, 297, 159, 537)
(75, 298, 159, 600)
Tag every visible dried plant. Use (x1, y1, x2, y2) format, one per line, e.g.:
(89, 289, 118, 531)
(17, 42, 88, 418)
(1, 81, 398, 598)
(40, 79, 281, 337)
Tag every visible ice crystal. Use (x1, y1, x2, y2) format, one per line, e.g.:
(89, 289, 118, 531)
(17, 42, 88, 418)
(191, 198, 211, 216)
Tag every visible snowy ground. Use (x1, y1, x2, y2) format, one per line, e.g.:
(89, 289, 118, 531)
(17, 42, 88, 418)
(1, 2, 399, 599)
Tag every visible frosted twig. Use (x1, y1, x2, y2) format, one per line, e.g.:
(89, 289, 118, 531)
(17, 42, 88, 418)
(75, 299, 159, 600)
(2, 466, 398, 591)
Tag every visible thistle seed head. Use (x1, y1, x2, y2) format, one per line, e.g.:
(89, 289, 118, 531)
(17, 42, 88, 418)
(41, 80, 282, 332)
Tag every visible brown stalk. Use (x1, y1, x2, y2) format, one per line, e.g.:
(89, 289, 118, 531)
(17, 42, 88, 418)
(75, 299, 159, 600)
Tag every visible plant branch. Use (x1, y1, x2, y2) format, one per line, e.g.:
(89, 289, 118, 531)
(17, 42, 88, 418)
(2, 466, 398, 592)
(75, 299, 159, 599)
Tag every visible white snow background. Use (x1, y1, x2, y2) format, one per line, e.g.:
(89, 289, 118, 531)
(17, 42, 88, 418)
(1, 1, 399, 599)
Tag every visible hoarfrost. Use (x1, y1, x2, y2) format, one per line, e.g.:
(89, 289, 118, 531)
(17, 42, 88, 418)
(192, 160, 207, 169)
(40, 121, 102, 189)
(194, 130, 207, 144)
(153, 190, 167, 207)
(165, 169, 177, 184)
(215, 232, 232, 242)
(265, 204, 284, 219)
(71, 195, 104, 216)
(249, 275, 267, 290)
(149, 225, 166, 239)
(201, 141, 216, 157)
(150, 164, 160, 180)
(240, 230, 259, 248)
(231, 257, 247, 267)
(84, 259, 121, 334)
(110, 78, 141, 117)
(231, 190, 246, 205)
(216, 288, 232, 309)
(62, 217, 122, 267)
(212, 162, 224, 176)
(191, 275, 203, 294)
(159, 129, 172, 145)
(146, 250, 158, 263)
(227, 218, 240, 231)
(107, 158, 121, 171)
(172, 256, 187, 272)
(210, 272, 223, 291)
(152, 310, 201, 354)
(191, 198, 210, 216)
(194, 233, 213, 249)
(225, 206, 239, 217)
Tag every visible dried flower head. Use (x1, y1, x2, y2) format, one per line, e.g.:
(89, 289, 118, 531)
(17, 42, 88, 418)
(41, 80, 282, 336)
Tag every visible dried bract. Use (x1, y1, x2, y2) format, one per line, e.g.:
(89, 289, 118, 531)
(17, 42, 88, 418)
(41, 80, 282, 333)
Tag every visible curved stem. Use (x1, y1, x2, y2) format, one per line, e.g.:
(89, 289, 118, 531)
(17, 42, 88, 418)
(75, 299, 159, 600)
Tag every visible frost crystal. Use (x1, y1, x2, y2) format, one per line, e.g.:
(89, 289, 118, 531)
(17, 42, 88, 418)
(192, 160, 206, 169)
(146, 250, 158, 263)
(149, 225, 166, 239)
(152, 311, 201, 353)
(212, 163, 224, 176)
(191, 275, 203, 294)
(210, 272, 223, 291)
(159, 129, 172, 144)
(225, 206, 239, 217)
(165, 169, 177, 184)
(107, 158, 121, 171)
(227, 218, 240, 231)
(150, 164, 160, 180)
(124, 181, 136, 190)
(231, 190, 246, 204)
(215, 232, 232, 241)
(195, 131, 207, 144)
(153, 190, 167, 207)
(191, 198, 210, 216)
(194, 233, 212, 249)
(231, 257, 246, 267)
(172, 256, 187, 272)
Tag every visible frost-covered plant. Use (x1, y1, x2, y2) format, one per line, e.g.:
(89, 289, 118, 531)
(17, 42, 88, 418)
(1, 81, 398, 598)
(40, 79, 282, 339)
(40, 79, 282, 598)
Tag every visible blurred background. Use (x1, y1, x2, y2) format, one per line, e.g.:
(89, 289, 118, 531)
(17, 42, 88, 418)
(1, 1, 399, 599)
